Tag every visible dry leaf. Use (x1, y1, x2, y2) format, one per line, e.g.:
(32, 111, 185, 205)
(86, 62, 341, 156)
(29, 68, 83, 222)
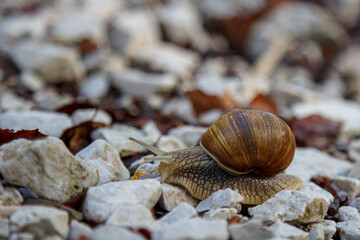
(0, 129, 47, 146)
(60, 121, 106, 154)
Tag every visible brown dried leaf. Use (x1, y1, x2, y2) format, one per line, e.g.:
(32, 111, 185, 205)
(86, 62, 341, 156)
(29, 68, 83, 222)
(56, 101, 96, 115)
(288, 114, 342, 149)
(60, 121, 106, 154)
(187, 89, 237, 116)
(249, 93, 278, 115)
(0, 129, 47, 146)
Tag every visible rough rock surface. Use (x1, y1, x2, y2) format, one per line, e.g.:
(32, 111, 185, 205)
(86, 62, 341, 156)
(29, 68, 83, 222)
(248, 190, 328, 224)
(196, 188, 243, 212)
(157, 218, 228, 240)
(9, 41, 84, 83)
(71, 108, 112, 125)
(106, 205, 154, 227)
(338, 206, 360, 222)
(159, 183, 199, 211)
(268, 220, 308, 240)
(0, 110, 72, 138)
(299, 182, 334, 205)
(203, 208, 238, 220)
(229, 221, 276, 240)
(158, 203, 198, 224)
(132, 43, 200, 79)
(286, 147, 353, 181)
(92, 225, 145, 240)
(76, 139, 130, 185)
(168, 125, 207, 147)
(91, 121, 161, 157)
(0, 182, 23, 206)
(82, 179, 161, 222)
(337, 219, 360, 240)
(156, 136, 187, 152)
(0, 137, 98, 202)
(112, 69, 177, 97)
(9, 206, 69, 239)
(68, 220, 93, 240)
(326, 176, 360, 199)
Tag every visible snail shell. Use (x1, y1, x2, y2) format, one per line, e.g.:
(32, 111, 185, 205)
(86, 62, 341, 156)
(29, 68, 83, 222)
(129, 109, 302, 205)
(200, 110, 296, 177)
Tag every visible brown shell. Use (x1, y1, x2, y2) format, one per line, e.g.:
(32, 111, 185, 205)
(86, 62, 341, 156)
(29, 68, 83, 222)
(200, 109, 296, 177)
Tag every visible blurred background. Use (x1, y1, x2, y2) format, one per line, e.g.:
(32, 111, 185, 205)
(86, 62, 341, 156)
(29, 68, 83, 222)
(0, 0, 359, 153)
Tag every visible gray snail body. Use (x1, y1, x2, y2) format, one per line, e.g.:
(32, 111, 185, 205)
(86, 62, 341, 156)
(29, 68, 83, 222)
(130, 109, 303, 205)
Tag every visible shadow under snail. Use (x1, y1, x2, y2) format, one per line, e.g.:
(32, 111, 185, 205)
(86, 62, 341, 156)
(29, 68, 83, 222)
(130, 109, 303, 205)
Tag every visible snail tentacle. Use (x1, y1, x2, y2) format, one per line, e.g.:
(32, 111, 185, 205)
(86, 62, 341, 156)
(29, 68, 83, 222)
(129, 137, 165, 156)
(144, 156, 173, 164)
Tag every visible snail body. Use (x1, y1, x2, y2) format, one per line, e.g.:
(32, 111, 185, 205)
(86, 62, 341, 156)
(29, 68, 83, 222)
(130, 109, 302, 205)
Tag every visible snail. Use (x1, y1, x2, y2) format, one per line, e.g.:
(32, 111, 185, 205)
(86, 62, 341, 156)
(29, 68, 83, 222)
(129, 109, 302, 205)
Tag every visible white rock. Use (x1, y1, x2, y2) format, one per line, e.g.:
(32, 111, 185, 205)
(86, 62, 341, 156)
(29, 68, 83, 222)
(321, 220, 337, 239)
(134, 162, 160, 180)
(309, 224, 324, 240)
(9, 41, 84, 83)
(51, 12, 106, 49)
(0, 182, 23, 206)
(198, 0, 265, 19)
(299, 182, 334, 205)
(84, 49, 127, 75)
(156, 136, 187, 153)
(128, 155, 155, 174)
(0, 92, 34, 111)
(112, 69, 177, 97)
(76, 139, 130, 185)
(0, 217, 9, 239)
(110, 8, 160, 56)
(82, 179, 161, 222)
(0, 110, 72, 138)
(158, 218, 228, 240)
(285, 147, 353, 181)
(247, 2, 347, 57)
(68, 220, 93, 240)
(159, 203, 198, 224)
(159, 183, 199, 212)
(71, 108, 112, 125)
(269, 220, 308, 240)
(93, 225, 144, 240)
(337, 219, 360, 240)
(162, 97, 197, 124)
(10, 206, 69, 239)
(198, 109, 223, 126)
(160, 1, 210, 53)
(168, 125, 207, 147)
(79, 72, 110, 100)
(348, 160, 360, 180)
(338, 206, 360, 222)
(132, 43, 200, 79)
(92, 121, 161, 157)
(203, 208, 238, 220)
(229, 221, 276, 240)
(248, 190, 328, 224)
(0, 15, 46, 41)
(0, 137, 98, 202)
(349, 139, 360, 162)
(9, 232, 35, 240)
(196, 189, 243, 212)
(33, 90, 73, 110)
(106, 205, 154, 228)
(349, 197, 360, 212)
(80, 0, 124, 22)
(326, 176, 360, 199)
(18, 71, 44, 92)
(291, 98, 360, 138)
